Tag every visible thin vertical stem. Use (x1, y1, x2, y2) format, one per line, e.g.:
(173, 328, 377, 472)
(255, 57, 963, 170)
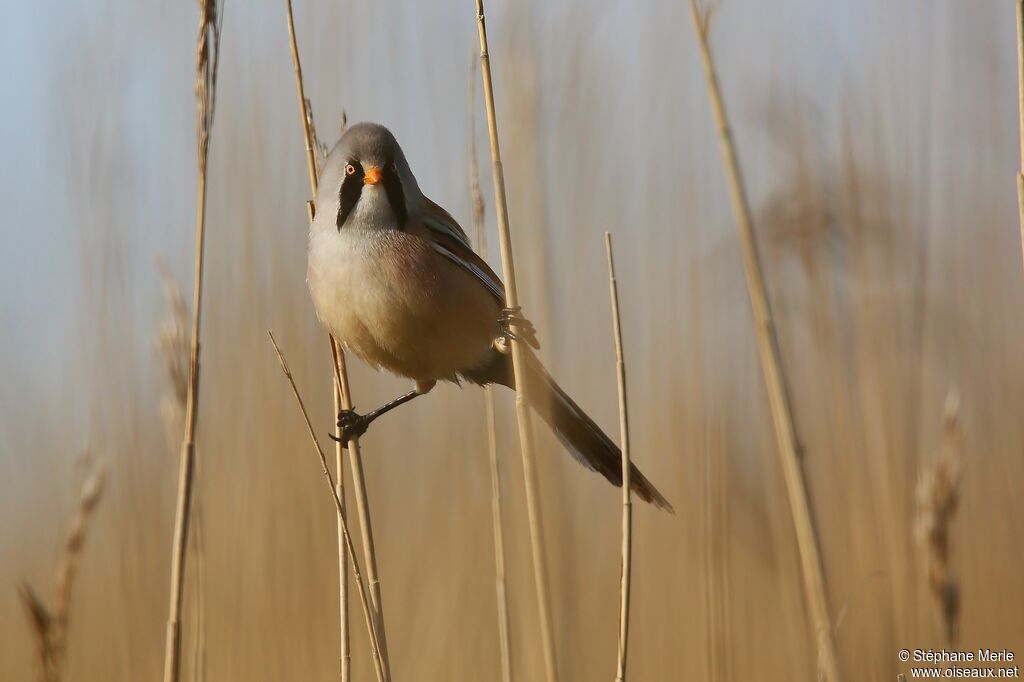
(484, 389, 515, 682)
(469, 58, 513, 682)
(334, 111, 352, 682)
(268, 332, 386, 682)
(286, 0, 318, 204)
(475, 2, 558, 680)
(333, 371, 351, 682)
(163, 4, 221, 681)
(703, 417, 730, 682)
(1016, 0, 1024, 272)
(285, 3, 389, 678)
(685, 4, 842, 681)
(331, 341, 392, 680)
(604, 233, 632, 682)
(190, 502, 207, 682)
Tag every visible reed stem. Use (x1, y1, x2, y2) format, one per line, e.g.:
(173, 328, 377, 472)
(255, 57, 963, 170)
(1016, 0, 1024, 273)
(333, 375, 351, 682)
(268, 332, 386, 682)
(330, 340, 393, 681)
(163, 4, 221, 680)
(475, 2, 558, 679)
(604, 233, 632, 682)
(469, 59, 513, 682)
(285, 3, 391, 677)
(685, 3, 841, 680)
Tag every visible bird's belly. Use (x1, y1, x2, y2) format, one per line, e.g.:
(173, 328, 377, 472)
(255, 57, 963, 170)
(308, 228, 500, 382)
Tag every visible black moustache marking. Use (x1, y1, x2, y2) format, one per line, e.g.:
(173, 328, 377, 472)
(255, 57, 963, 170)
(336, 161, 363, 230)
(383, 162, 408, 228)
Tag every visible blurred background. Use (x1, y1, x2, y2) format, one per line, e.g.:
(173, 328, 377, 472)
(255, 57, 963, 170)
(2, 0, 1023, 680)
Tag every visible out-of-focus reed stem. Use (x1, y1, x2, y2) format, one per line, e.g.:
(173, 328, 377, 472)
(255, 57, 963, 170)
(469, 58, 513, 682)
(157, 275, 207, 682)
(603, 233, 632, 682)
(703, 417, 730, 682)
(285, 4, 393, 679)
(190, 498, 207, 682)
(475, 2, 559, 680)
(685, 3, 842, 681)
(268, 332, 386, 682)
(163, 4, 221, 681)
(1016, 0, 1024, 272)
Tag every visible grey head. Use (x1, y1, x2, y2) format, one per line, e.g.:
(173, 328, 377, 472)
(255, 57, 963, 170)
(314, 122, 422, 233)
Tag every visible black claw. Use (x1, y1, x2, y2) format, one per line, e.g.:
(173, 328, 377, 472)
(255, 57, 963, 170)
(332, 408, 370, 448)
(498, 306, 540, 350)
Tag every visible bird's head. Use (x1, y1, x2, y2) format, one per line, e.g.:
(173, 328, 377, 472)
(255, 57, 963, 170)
(320, 122, 421, 232)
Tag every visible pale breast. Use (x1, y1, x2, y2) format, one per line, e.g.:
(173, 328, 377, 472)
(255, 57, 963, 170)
(308, 227, 500, 383)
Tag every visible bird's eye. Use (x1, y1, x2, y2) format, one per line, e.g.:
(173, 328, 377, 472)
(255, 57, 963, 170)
(345, 163, 357, 176)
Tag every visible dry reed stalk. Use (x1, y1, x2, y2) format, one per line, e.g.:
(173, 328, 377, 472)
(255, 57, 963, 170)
(189, 505, 207, 682)
(603, 233, 632, 682)
(268, 332, 387, 682)
(914, 392, 962, 645)
(685, 4, 842, 681)
(1017, 0, 1024, 272)
(157, 276, 207, 682)
(329, 339, 393, 681)
(702, 417, 731, 682)
(331, 358, 351, 682)
(285, 4, 391, 678)
(20, 460, 106, 682)
(162, 4, 222, 681)
(469, 59, 513, 682)
(475, 2, 559, 679)
(286, 0, 317, 209)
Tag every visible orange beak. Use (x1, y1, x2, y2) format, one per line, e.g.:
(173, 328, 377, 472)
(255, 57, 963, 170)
(363, 166, 382, 185)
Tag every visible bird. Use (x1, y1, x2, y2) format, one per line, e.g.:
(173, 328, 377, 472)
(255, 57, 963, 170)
(307, 122, 672, 511)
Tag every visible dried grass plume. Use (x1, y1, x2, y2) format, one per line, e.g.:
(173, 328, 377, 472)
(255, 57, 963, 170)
(915, 391, 963, 645)
(20, 458, 106, 682)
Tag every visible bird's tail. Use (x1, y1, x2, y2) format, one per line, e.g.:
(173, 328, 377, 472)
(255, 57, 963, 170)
(470, 350, 673, 512)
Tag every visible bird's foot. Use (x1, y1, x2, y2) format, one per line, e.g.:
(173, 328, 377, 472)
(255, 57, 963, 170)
(496, 306, 540, 352)
(329, 408, 370, 448)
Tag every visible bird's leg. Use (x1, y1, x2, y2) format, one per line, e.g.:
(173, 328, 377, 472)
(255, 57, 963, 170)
(332, 392, 418, 447)
(495, 306, 540, 353)
(331, 382, 435, 448)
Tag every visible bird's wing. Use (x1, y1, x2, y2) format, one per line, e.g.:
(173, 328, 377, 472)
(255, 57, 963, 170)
(420, 197, 506, 304)
(420, 197, 473, 248)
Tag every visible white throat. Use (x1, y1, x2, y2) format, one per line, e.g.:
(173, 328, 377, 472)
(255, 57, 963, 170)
(350, 184, 398, 231)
